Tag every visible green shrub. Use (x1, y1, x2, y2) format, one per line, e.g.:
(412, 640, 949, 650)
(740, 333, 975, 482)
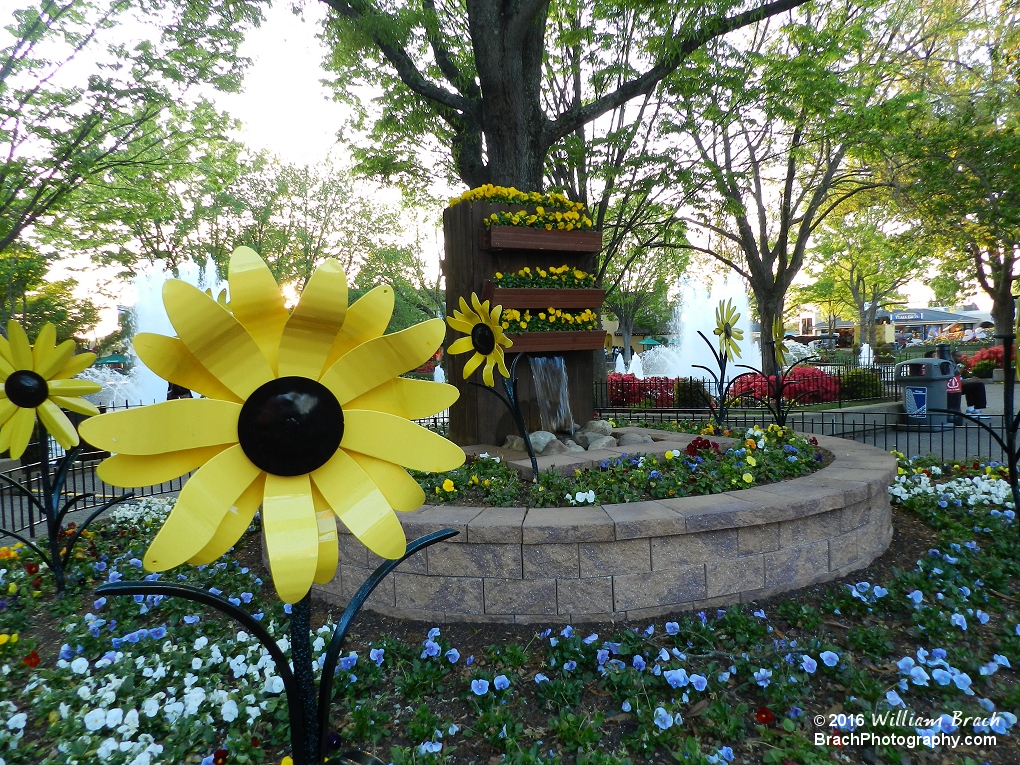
(674, 377, 712, 408)
(971, 359, 997, 378)
(839, 368, 883, 400)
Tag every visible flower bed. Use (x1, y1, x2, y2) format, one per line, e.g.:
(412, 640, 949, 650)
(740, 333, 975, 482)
(606, 373, 679, 407)
(729, 366, 840, 403)
(1, 453, 1019, 764)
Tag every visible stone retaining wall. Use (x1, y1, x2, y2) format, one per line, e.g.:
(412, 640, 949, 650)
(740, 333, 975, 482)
(316, 432, 895, 623)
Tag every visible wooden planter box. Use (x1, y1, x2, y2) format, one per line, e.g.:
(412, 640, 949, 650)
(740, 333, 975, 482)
(479, 225, 602, 252)
(505, 330, 607, 353)
(481, 283, 605, 310)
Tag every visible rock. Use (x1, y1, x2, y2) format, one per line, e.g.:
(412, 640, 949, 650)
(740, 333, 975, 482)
(541, 438, 569, 455)
(581, 419, 613, 436)
(564, 440, 586, 453)
(528, 430, 558, 453)
(502, 434, 526, 451)
(618, 432, 653, 446)
(586, 435, 618, 450)
(573, 430, 601, 449)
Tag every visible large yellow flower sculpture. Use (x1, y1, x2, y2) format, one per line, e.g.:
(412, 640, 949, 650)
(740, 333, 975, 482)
(713, 299, 744, 360)
(772, 317, 789, 369)
(0, 322, 101, 458)
(447, 294, 513, 387)
(80, 247, 464, 603)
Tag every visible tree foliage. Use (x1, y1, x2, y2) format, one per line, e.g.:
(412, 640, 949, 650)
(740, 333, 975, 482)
(0, 247, 99, 340)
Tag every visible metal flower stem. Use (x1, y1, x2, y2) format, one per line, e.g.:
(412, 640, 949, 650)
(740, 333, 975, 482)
(691, 330, 753, 428)
(733, 343, 819, 428)
(0, 438, 133, 595)
(472, 352, 539, 479)
(97, 528, 458, 765)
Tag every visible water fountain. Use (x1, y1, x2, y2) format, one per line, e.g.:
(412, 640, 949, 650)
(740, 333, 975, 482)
(860, 342, 874, 366)
(640, 276, 756, 386)
(614, 354, 626, 374)
(628, 353, 645, 380)
(433, 365, 446, 384)
(529, 356, 575, 435)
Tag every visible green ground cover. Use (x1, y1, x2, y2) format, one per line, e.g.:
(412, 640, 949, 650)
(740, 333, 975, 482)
(0, 455, 1017, 765)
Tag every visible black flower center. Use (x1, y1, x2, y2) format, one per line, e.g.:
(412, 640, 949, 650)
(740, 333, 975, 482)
(471, 322, 496, 356)
(5, 370, 48, 408)
(237, 376, 344, 476)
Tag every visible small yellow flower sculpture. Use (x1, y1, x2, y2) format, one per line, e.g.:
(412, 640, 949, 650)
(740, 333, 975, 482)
(80, 247, 464, 603)
(447, 294, 513, 387)
(0, 322, 101, 458)
(772, 317, 788, 368)
(713, 299, 744, 360)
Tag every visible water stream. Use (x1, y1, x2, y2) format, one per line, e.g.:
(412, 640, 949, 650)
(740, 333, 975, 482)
(530, 356, 575, 435)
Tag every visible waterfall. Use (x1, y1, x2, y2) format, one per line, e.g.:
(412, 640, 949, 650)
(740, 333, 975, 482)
(530, 356, 574, 434)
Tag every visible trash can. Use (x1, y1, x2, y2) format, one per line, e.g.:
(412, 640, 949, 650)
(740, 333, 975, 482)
(895, 358, 955, 430)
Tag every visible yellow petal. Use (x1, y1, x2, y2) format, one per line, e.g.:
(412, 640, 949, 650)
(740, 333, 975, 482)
(50, 396, 100, 417)
(462, 351, 484, 379)
(0, 335, 12, 366)
(0, 418, 11, 453)
(448, 336, 475, 355)
(342, 410, 465, 472)
(37, 401, 79, 450)
(322, 285, 394, 370)
(7, 322, 32, 370)
(164, 280, 274, 400)
(278, 259, 348, 379)
(0, 355, 12, 381)
(0, 399, 15, 427)
(78, 399, 240, 455)
(37, 338, 76, 380)
(144, 445, 261, 570)
(51, 352, 97, 380)
(188, 473, 265, 566)
(482, 358, 495, 387)
(311, 449, 406, 559)
(227, 246, 290, 374)
(133, 334, 242, 403)
(31, 324, 56, 370)
(321, 319, 444, 405)
(47, 379, 103, 397)
(348, 451, 425, 511)
(262, 472, 320, 603)
(447, 316, 475, 334)
(97, 445, 230, 488)
(6, 407, 37, 460)
(345, 378, 459, 421)
(312, 505, 339, 585)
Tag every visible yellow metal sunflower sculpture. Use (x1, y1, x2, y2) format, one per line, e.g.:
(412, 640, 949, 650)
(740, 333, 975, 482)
(447, 294, 513, 387)
(80, 246, 464, 603)
(0, 322, 101, 458)
(713, 299, 744, 360)
(772, 317, 788, 369)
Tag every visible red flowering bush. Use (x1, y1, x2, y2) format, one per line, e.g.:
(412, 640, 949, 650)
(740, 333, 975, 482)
(960, 345, 1011, 368)
(605, 373, 677, 407)
(730, 366, 839, 403)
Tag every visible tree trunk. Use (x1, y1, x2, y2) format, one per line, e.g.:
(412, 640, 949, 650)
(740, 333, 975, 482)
(755, 289, 784, 376)
(990, 288, 1015, 339)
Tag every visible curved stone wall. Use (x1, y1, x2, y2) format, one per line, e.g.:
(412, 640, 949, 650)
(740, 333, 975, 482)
(316, 431, 895, 623)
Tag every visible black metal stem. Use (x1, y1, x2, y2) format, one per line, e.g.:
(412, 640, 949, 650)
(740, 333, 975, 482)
(98, 529, 458, 765)
(473, 353, 540, 479)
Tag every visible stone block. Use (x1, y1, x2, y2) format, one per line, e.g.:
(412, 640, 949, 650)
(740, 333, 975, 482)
(427, 542, 522, 578)
(764, 539, 830, 589)
(556, 576, 613, 615)
(522, 506, 614, 543)
(467, 507, 527, 544)
(602, 501, 686, 539)
(483, 578, 557, 615)
(579, 538, 651, 576)
(752, 480, 845, 519)
(523, 543, 579, 578)
(658, 493, 771, 532)
(707, 555, 764, 597)
(840, 500, 870, 532)
(613, 564, 706, 611)
(779, 509, 842, 548)
(340, 564, 394, 608)
(401, 506, 482, 541)
(651, 529, 738, 570)
(798, 475, 870, 505)
(337, 532, 369, 567)
(828, 529, 861, 570)
(393, 572, 484, 613)
(738, 523, 780, 556)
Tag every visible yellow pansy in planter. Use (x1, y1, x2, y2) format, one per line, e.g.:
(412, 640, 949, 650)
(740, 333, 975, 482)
(447, 293, 513, 387)
(80, 247, 464, 603)
(0, 321, 101, 458)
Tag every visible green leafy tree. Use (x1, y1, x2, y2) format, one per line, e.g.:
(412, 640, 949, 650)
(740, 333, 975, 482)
(355, 241, 445, 331)
(663, 0, 941, 372)
(318, 0, 809, 192)
(0, 248, 99, 340)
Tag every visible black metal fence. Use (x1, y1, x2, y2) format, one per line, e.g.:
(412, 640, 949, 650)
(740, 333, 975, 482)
(597, 367, 902, 410)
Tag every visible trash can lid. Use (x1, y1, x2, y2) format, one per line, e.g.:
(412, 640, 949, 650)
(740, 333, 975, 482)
(894, 358, 954, 379)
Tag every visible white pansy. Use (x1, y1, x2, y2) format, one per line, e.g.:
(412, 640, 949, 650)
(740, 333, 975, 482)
(221, 699, 238, 722)
(194, 636, 209, 651)
(97, 738, 118, 760)
(264, 675, 285, 694)
(5, 713, 26, 731)
(83, 708, 106, 731)
(120, 708, 139, 733)
(105, 708, 123, 728)
(141, 698, 160, 718)
(70, 657, 89, 675)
